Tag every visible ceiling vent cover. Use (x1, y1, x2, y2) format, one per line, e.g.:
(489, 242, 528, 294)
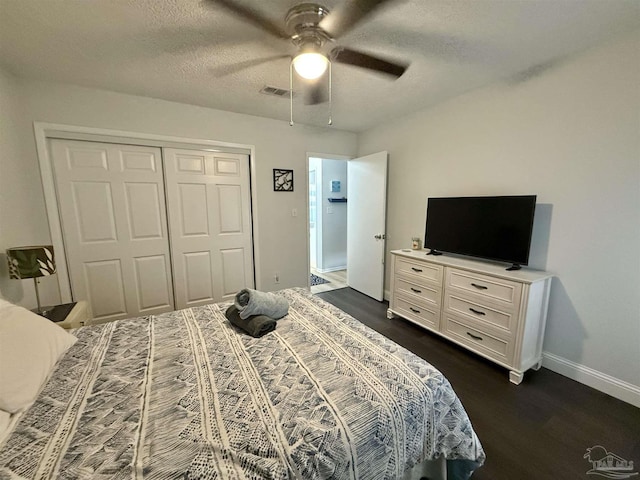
(260, 85, 292, 97)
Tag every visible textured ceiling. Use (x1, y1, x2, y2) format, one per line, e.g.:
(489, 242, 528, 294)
(1, 0, 638, 132)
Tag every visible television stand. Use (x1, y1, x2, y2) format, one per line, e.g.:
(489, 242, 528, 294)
(426, 249, 443, 256)
(506, 264, 522, 271)
(388, 250, 552, 384)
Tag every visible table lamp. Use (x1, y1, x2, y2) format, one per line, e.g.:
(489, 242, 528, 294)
(6, 245, 56, 316)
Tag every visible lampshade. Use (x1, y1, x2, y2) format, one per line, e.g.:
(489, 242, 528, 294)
(292, 52, 329, 80)
(6, 245, 56, 279)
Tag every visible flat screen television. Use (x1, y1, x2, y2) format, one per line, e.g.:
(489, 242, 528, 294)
(424, 195, 537, 270)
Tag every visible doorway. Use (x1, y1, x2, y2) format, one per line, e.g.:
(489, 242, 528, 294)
(308, 156, 348, 294)
(307, 151, 388, 300)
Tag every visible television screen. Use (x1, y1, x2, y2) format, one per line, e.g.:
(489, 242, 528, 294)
(424, 195, 536, 266)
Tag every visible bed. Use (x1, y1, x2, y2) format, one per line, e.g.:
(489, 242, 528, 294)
(0, 288, 484, 479)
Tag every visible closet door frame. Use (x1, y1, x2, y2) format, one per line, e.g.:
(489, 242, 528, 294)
(34, 122, 261, 305)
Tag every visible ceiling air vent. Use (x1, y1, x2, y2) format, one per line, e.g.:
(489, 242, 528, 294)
(260, 85, 292, 98)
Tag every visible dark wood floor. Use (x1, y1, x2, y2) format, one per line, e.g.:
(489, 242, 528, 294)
(317, 288, 640, 480)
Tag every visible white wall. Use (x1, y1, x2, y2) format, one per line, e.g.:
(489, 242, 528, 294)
(358, 30, 640, 397)
(0, 69, 21, 298)
(0, 70, 62, 305)
(0, 77, 357, 305)
(319, 158, 348, 271)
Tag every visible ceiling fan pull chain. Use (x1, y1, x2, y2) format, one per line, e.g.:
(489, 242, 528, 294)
(328, 60, 333, 126)
(289, 61, 294, 126)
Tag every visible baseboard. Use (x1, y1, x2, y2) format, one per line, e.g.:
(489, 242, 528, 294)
(315, 265, 346, 274)
(542, 351, 640, 408)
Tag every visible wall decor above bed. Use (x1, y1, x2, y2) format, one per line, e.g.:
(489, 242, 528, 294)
(0, 288, 484, 479)
(273, 168, 294, 191)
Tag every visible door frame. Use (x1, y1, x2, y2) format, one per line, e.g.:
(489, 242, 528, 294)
(305, 152, 351, 288)
(35, 122, 260, 303)
(308, 163, 319, 270)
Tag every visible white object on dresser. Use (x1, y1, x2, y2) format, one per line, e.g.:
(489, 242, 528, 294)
(54, 300, 91, 329)
(388, 250, 552, 384)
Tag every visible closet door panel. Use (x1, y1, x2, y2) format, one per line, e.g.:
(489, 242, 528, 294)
(83, 259, 127, 320)
(67, 145, 109, 171)
(165, 148, 254, 308)
(133, 255, 173, 312)
(177, 183, 210, 236)
(217, 185, 243, 233)
(183, 251, 215, 305)
(124, 182, 165, 240)
(51, 139, 174, 322)
(71, 181, 118, 243)
(214, 156, 240, 175)
(119, 149, 158, 172)
(220, 248, 247, 297)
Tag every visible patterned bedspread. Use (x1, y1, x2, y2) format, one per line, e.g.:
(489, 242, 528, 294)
(0, 288, 484, 479)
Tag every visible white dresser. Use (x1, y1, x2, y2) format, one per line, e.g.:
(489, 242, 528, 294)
(388, 250, 552, 384)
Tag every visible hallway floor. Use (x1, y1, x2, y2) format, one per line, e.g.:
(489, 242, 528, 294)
(310, 268, 347, 294)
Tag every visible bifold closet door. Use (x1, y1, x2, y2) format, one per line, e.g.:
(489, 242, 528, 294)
(50, 139, 174, 322)
(164, 148, 254, 308)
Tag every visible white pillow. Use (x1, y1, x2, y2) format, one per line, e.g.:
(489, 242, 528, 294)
(0, 300, 77, 413)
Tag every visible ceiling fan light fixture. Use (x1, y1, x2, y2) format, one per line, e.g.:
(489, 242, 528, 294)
(292, 52, 329, 80)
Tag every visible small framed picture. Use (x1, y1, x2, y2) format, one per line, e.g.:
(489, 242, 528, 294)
(273, 169, 294, 192)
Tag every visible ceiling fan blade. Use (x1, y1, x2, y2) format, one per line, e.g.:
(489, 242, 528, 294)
(203, 0, 290, 40)
(211, 55, 291, 77)
(319, 0, 395, 39)
(304, 81, 328, 105)
(331, 47, 408, 78)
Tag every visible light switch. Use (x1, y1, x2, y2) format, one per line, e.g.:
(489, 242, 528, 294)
(292, 208, 297, 217)
(327, 206, 333, 214)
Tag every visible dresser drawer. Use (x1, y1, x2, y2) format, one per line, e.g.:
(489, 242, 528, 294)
(446, 268, 522, 308)
(395, 257, 443, 284)
(393, 295, 440, 330)
(394, 277, 441, 307)
(445, 294, 516, 335)
(443, 315, 514, 365)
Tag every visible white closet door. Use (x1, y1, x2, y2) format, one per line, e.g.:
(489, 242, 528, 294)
(164, 148, 254, 308)
(50, 139, 174, 322)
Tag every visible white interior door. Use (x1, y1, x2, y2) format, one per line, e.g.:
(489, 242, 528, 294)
(51, 139, 174, 322)
(347, 151, 388, 300)
(164, 148, 254, 308)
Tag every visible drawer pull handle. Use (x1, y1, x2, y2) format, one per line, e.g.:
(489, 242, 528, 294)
(467, 332, 483, 341)
(470, 283, 488, 290)
(469, 308, 486, 316)
(411, 267, 423, 272)
(410, 287, 422, 293)
(409, 307, 421, 313)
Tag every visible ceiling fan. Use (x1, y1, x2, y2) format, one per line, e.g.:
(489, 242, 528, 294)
(204, 0, 409, 111)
